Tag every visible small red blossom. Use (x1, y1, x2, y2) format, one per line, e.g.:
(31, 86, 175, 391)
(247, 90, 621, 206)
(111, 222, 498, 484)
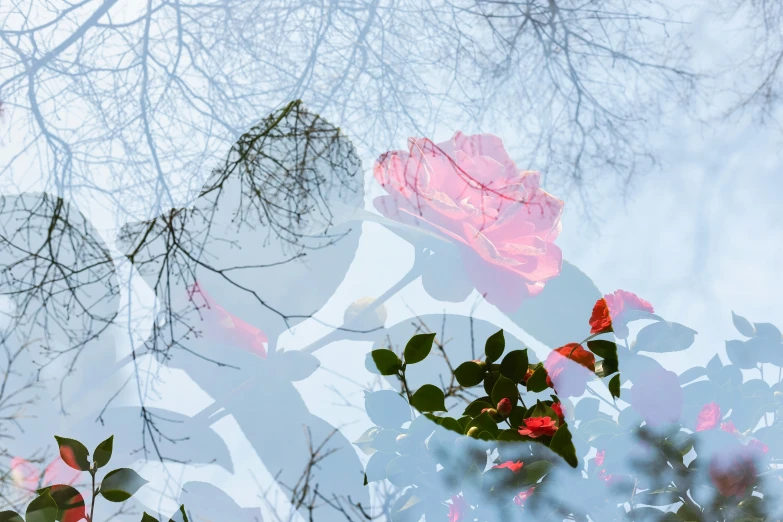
(551, 402, 565, 423)
(448, 494, 469, 522)
(589, 290, 654, 338)
(747, 439, 769, 455)
(595, 450, 606, 467)
(513, 487, 535, 507)
(696, 402, 721, 432)
(720, 421, 739, 435)
(518, 417, 558, 438)
(493, 460, 524, 474)
(521, 367, 534, 384)
(497, 398, 513, 417)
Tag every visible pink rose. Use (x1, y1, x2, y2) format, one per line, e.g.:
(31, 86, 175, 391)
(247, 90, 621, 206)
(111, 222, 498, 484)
(695, 402, 721, 432)
(186, 282, 268, 358)
(374, 132, 564, 312)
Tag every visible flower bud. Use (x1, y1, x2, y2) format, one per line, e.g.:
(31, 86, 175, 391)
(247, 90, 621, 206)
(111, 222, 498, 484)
(472, 360, 487, 371)
(497, 398, 513, 418)
(395, 434, 409, 445)
(343, 297, 387, 331)
(774, 391, 782, 401)
(467, 427, 480, 438)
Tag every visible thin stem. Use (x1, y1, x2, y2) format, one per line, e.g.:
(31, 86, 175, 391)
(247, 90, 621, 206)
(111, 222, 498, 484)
(187, 253, 429, 428)
(89, 469, 97, 522)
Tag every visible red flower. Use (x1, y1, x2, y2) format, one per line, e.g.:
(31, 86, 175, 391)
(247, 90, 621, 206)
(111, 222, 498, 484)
(696, 402, 721, 432)
(589, 290, 654, 338)
(721, 421, 739, 435)
(709, 451, 757, 498)
(747, 439, 769, 455)
(595, 450, 606, 467)
(513, 487, 535, 507)
(543, 343, 596, 397)
(493, 460, 524, 473)
(551, 402, 565, 423)
(186, 282, 268, 358)
(448, 494, 469, 522)
(518, 417, 558, 438)
(521, 367, 534, 385)
(497, 398, 513, 418)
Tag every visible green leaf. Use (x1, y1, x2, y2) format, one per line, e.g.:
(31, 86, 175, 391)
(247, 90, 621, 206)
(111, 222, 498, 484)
(491, 375, 519, 409)
(458, 415, 472, 430)
(726, 339, 757, 369)
(172, 504, 189, 522)
(609, 374, 621, 399)
(454, 361, 485, 387)
(276, 350, 321, 381)
(0, 512, 24, 522)
(369, 429, 401, 453)
(462, 397, 493, 417)
(595, 359, 618, 378)
(499, 349, 528, 383)
(365, 451, 396, 483)
(462, 462, 483, 505)
(26, 491, 58, 522)
(37, 485, 85, 522)
(676, 503, 701, 521)
(366, 349, 402, 375)
(497, 430, 526, 442)
(526, 401, 558, 423)
(635, 321, 697, 353)
(53, 436, 91, 472)
(365, 390, 411, 429)
(526, 365, 549, 393)
(549, 423, 578, 468)
(508, 405, 526, 429)
(484, 329, 505, 363)
(403, 333, 436, 364)
(439, 417, 463, 434)
(100, 468, 148, 502)
(386, 455, 422, 487)
(732, 311, 755, 337)
(587, 340, 618, 360)
(410, 385, 447, 412)
(466, 412, 500, 437)
(142, 515, 160, 522)
(520, 461, 552, 487)
(93, 435, 114, 469)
